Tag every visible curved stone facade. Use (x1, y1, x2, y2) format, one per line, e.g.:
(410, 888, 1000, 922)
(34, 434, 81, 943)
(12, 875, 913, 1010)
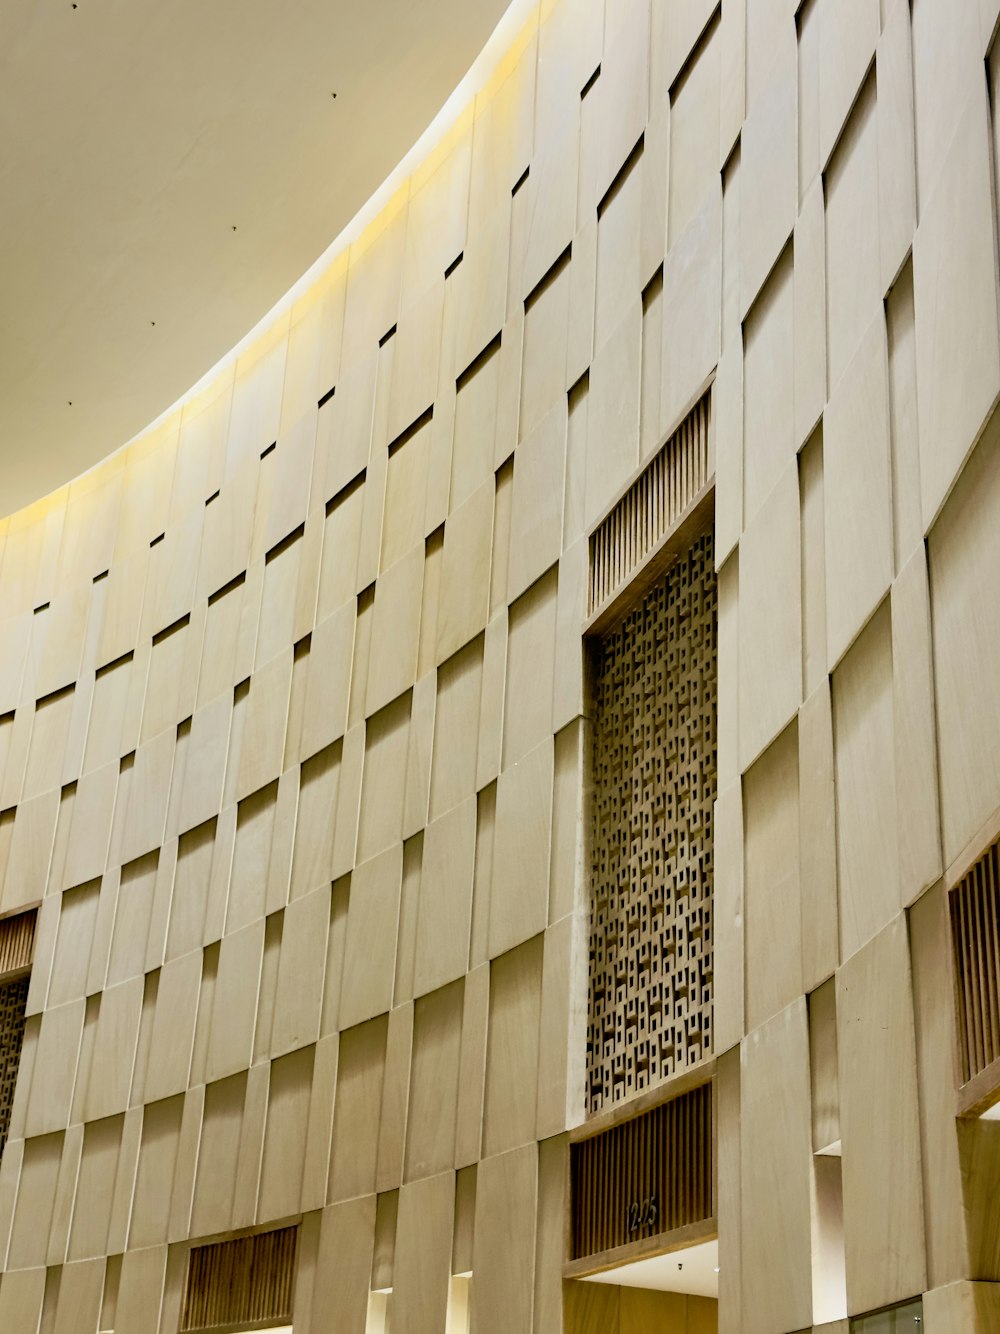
(1, 1, 1000, 1331)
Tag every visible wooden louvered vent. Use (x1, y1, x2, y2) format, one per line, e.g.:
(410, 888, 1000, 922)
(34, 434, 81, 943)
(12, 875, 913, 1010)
(567, 1080, 715, 1273)
(587, 391, 712, 630)
(181, 1226, 298, 1333)
(951, 837, 1000, 1115)
(0, 910, 35, 981)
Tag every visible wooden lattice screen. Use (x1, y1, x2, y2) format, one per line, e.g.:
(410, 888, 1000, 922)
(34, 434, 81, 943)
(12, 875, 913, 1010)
(587, 531, 717, 1115)
(588, 392, 711, 622)
(181, 1226, 298, 1333)
(950, 838, 1000, 1110)
(569, 1080, 714, 1263)
(0, 910, 36, 1159)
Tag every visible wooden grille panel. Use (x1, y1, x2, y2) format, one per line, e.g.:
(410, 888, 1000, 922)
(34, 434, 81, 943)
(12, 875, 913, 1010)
(951, 839, 1000, 1086)
(181, 1226, 298, 1332)
(570, 1081, 714, 1261)
(588, 393, 710, 619)
(0, 975, 29, 1159)
(0, 910, 36, 980)
(587, 533, 717, 1115)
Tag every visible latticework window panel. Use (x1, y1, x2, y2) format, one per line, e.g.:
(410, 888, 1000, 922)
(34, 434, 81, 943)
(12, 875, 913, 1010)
(569, 1080, 714, 1263)
(587, 532, 717, 1116)
(0, 975, 29, 1159)
(950, 837, 1000, 1113)
(181, 1225, 298, 1333)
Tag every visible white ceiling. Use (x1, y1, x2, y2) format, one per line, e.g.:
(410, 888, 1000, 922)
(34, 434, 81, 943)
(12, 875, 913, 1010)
(0, 0, 510, 515)
(581, 1239, 720, 1299)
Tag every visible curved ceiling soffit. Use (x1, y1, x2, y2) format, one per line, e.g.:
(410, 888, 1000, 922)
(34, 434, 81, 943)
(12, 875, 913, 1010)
(0, 0, 535, 516)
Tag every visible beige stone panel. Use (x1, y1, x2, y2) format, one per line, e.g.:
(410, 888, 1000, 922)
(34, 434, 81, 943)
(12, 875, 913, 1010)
(741, 1001, 813, 1334)
(0, 1267, 45, 1331)
(197, 462, 257, 604)
(23, 687, 75, 801)
(387, 283, 444, 447)
(413, 798, 475, 999)
(331, 722, 365, 879)
(667, 15, 720, 253)
(225, 329, 287, 478)
(67, 1114, 122, 1261)
(83, 656, 136, 775)
(742, 246, 794, 525)
(167, 1082, 203, 1242)
(115, 1243, 167, 1334)
(378, 1006, 411, 1190)
(471, 1144, 537, 1334)
(0, 1133, 22, 1269)
(799, 685, 839, 992)
(381, 419, 431, 575)
(714, 338, 742, 566)
(891, 551, 942, 906)
(594, 143, 642, 359)
(52, 1258, 104, 1334)
(226, 782, 277, 932)
(143, 950, 200, 1104)
(328, 1015, 387, 1202)
(908, 884, 968, 1287)
(552, 540, 586, 736)
(193, 576, 244, 712)
(436, 480, 494, 666)
(717, 552, 738, 791)
(393, 833, 422, 1006)
(357, 695, 410, 862)
(536, 912, 585, 1138)
(929, 412, 1000, 864)
(166, 819, 216, 961)
(744, 723, 801, 1031)
(392, 1173, 454, 1333)
(924, 1281, 1000, 1333)
(85, 976, 143, 1121)
(301, 603, 354, 761)
(129, 1096, 184, 1249)
(503, 569, 557, 769)
(396, 673, 431, 840)
(508, 403, 567, 605)
(832, 604, 898, 961)
(913, 84, 1000, 527)
(825, 76, 880, 395)
(429, 638, 482, 821)
(48, 1120, 83, 1265)
(452, 337, 500, 519)
(837, 917, 926, 1312)
(177, 695, 229, 835)
(106, 851, 158, 986)
(455, 961, 488, 1168)
(875, 0, 916, 292)
(489, 738, 553, 959)
(566, 217, 597, 391)
(258, 1045, 314, 1223)
(405, 980, 463, 1182)
(719, 0, 746, 162)
(639, 265, 665, 463)
(119, 728, 174, 866)
(745, 0, 795, 114)
(716, 1045, 741, 1334)
(661, 180, 722, 440)
(483, 934, 543, 1157)
(739, 29, 796, 317)
(235, 650, 291, 802)
(585, 301, 641, 529)
(285, 752, 334, 902)
(271, 884, 329, 1057)
(714, 780, 744, 1054)
(300, 1033, 338, 1213)
(341, 204, 406, 361)
(823, 313, 893, 666)
(520, 253, 571, 444)
(366, 546, 423, 718)
(738, 462, 801, 771)
(46, 879, 100, 1008)
(310, 1196, 376, 1331)
(886, 261, 922, 574)
(818, 0, 879, 168)
(252, 911, 283, 1064)
(35, 586, 88, 703)
(340, 844, 402, 1030)
(549, 722, 584, 927)
(584, 0, 647, 217)
(722, 148, 741, 348)
(794, 182, 826, 453)
(799, 427, 827, 700)
(316, 481, 365, 628)
(8, 1132, 63, 1269)
(911, 0, 980, 209)
(190, 1072, 245, 1238)
(205, 918, 264, 1083)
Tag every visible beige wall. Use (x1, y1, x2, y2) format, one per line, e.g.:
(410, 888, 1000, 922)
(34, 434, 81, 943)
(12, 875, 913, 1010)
(1, 0, 1000, 1329)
